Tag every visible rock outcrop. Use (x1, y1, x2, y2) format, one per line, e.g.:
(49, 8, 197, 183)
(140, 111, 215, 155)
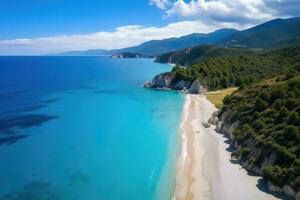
(144, 72, 207, 94)
(188, 80, 206, 94)
(208, 111, 219, 125)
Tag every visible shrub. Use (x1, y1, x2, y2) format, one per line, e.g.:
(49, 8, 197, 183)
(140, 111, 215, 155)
(223, 95, 232, 105)
(263, 165, 286, 186)
(255, 98, 268, 112)
(273, 99, 283, 110)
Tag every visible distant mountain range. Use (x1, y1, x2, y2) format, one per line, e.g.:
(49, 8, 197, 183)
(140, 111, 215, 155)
(110, 28, 237, 56)
(54, 17, 300, 56)
(219, 17, 300, 48)
(54, 28, 237, 56)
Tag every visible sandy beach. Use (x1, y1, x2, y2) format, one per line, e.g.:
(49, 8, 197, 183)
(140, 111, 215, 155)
(173, 94, 280, 200)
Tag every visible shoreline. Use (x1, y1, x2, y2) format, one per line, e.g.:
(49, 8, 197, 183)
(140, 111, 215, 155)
(173, 94, 281, 200)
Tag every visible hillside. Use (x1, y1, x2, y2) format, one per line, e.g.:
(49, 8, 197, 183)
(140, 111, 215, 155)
(219, 17, 300, 48)
(148, 45, 300, 92)
(217, 71, 300, 197)
(155, 45, 251, 66)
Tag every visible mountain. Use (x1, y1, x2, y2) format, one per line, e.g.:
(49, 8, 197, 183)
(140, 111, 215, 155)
(55, 28, 237, 56)
(54, 17, 300, 57)
(113, 28, 237, 56)
(220, 17, 300, 48)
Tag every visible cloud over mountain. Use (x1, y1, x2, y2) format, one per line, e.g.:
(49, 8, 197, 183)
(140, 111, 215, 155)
(1, 0, 299, 55)
(151, 0, 300, 27)
(0, 21, 246, 55)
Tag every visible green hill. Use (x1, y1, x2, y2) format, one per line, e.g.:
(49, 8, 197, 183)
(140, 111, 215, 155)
(218, 70, 300, 194)
(167, 45, 300, 91)
(155, 45, 251, 66)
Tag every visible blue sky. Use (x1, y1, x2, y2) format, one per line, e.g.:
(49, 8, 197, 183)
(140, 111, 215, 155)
(0, 0, 174, 40)
(0, 0, 299, 55)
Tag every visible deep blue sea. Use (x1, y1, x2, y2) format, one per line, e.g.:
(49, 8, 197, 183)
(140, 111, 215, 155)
(0, 57, 184, 200)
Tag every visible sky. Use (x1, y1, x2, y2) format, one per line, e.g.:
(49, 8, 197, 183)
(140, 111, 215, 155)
(0, 0, 299, 55)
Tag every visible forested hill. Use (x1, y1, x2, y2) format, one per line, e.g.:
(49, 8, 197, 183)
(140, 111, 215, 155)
(162, 45, 300, 91)
(218, 71, 300, 197)
(155, 45, 252, 66)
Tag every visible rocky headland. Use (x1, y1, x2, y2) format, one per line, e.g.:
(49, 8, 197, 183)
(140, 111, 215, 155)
(144, 72, 207, 94)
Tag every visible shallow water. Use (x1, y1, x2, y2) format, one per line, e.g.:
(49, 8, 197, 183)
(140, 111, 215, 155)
(0, 57, 183, 200)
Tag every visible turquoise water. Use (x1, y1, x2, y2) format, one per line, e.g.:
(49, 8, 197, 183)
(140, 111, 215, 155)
(0, 57, 183, 200)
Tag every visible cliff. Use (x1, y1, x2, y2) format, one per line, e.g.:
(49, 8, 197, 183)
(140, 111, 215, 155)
(144, 72, 207, 94)
(111, 52, 145, 58)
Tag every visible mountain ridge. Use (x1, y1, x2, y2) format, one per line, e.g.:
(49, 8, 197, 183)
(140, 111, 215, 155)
(53, 28, 237, 56)
(219, 17, 300, 48)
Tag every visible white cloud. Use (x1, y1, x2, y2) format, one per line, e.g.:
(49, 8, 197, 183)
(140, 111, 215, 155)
(0, 21, 248, 55)
(149, 0, 299, 28)
(164, 0, 276, 25)
(3, 0, 298, 55)
(149, 0, 170, 9)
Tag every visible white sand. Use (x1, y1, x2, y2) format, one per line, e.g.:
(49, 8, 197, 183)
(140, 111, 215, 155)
(173, 94, 279, 200)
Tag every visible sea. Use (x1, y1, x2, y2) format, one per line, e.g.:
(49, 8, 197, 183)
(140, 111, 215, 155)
(0, 56, 184, 200)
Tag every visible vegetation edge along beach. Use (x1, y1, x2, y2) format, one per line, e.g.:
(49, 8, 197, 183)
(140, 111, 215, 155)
(145, 43, 300, 199)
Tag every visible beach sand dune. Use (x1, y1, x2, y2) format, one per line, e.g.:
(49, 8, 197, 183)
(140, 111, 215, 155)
(173, 94, 279, 200)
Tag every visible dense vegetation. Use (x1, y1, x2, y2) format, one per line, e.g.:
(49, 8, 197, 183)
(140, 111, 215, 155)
(168, 45, 300, 91)
(155, 45, 251, 66)
(219, 68, 300, 191)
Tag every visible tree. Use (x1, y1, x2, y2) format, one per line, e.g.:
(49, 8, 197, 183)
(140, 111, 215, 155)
(255, 98, 268, 112)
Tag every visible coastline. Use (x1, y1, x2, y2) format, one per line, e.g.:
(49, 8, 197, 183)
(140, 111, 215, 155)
(173, 94, 281, 200)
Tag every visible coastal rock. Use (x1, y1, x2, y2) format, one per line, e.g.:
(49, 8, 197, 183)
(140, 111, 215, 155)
(208, 111, 220, 125)
(282, 185, 296, 197)
(267, 182, 297, 199)
(188, 80, 207, 94)
(172, 80, 190, 90)
(145, 72, 207, 94)
(146, 73, 174, 88)
(111, 52, 145, 58)
(296, 191, 300, 200)
(217, 120, 239, 139)
(267, 181, 282, 193)
(216, 120, 223, 132)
